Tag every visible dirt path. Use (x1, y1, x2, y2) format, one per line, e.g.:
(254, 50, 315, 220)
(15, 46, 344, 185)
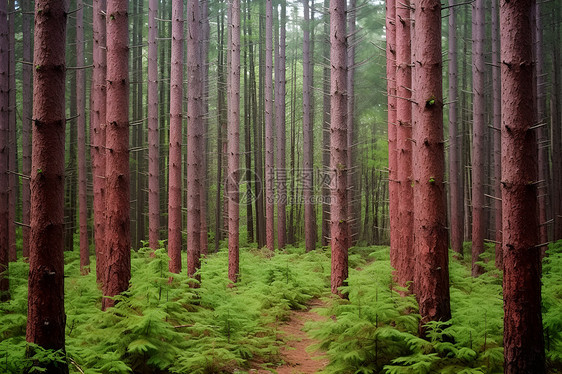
(250, 299, 329, 374)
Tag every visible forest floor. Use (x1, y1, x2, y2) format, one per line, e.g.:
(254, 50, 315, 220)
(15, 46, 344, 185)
(250, 299, 329, 374)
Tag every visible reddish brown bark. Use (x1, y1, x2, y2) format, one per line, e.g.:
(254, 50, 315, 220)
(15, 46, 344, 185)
(412, 0, 451, 328)
(186, 0, 203, 281)
(395, 0, 414, 289)
(200, 0, 210, 255)
(276, 1, 287, 249)
(265, 0, 275, 251)
(0, 0, 9, 300)
(7, 0, 15, 262)
(330, 0, 349, 296)
(148, 0, 159, 251)
(21, 0, 32, 258)
(303, 0, 315, 252)
(77, 0, 89, 273)
(491, 0, 502, 268)
(552, 40, 562, 241)
(386, 0, 398, 271)
(471, 0, 485, 276)
(448, 0, 463, 256)
(91, 0, 107, 285)
(103, 0, 131, 310)
(321, 0, 331, 247)
(500, 0, 545, 372)
(228, 0, 241, 282)
(168, 0, 183, 274)
(26, 0, 68, 367)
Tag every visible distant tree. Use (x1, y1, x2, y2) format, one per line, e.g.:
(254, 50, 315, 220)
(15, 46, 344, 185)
(0, 0, 9, 301)
(491, 0, 501, 267)
(26, 0, 69, 370)
(329, 0, 349, 295)
(412, 0, 451, 330)
(103, 0, 131, 310)
(276, 1, 287, 249)
(500, 0, 545, 372)
(321, 0, 331, 247)
(265, 0, 275, 251)
(21, 0, 32, 258)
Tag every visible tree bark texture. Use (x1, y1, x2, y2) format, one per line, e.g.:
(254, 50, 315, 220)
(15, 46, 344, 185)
(347, 0, 358, 245)
(0, 0, 9, 301)
(276, 1, 287, 249)
(186, 0, 203, 281)
(330, 0, 349, 296)
(321, 0, 331, 247)
(103, 0, 131, 310)
(148, 0, 159, 251)
(26, 0, 69, 369)
(471, 0, 486, 276)
(7, 0, 15, 262)
(500, 0, 545, 372)
(91, 0, 107, 285)
(303, 0, 315, 252)
(448, 0, 464, 256)
(265, 0, 275, 251)
(395, 0, 414, 289)
(412, 0, 451, 329)
(77, 0, 90, 273)
(168, 0, 183, 273)
(492, 0, 502, 268)
(228, 0, 241, 282)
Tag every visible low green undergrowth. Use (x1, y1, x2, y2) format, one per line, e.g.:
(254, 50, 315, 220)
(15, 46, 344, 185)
(0, 244, 330, 373)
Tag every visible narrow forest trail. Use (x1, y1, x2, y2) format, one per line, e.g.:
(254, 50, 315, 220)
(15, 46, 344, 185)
(251, 299, 329, 374)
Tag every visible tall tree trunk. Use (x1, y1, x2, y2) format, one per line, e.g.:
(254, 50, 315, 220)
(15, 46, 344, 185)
(26, 0, 69, 370)
(276, 1, 287, 249)
(0, 0, 9, 301)
(386, 0, 398, 275)
(168, 0, 183, 273)
(322, 0, 331, 247)
(395, 0, 414, 288)
(228, 0, 241, 282)
(491, 0, 502, 268)
(500, 0, 545, 372)
(448, 0, 463, 256)
(66, 9, 77, 253)
(303, 0, 315, 252)
(552, 30, 562, 241)
(243, 0, 254, 244)
(103, 0, 131, 310)
(264, 0, 275, 251)
(330, 0, 349, 295)
(471, 0, 485, 276)
(91, 0, 107, 285)
(158, 0, 170, 239)
(215, 9, 226, 252)
(412, 0, 451, 330)
(186, 0, 203, 281)
(22, 0, 33, 258)
(7, 0, 15, 262)
(77, 0, 89, 272)
(148, 0, 159, 250)
(200, 0, 210, 255)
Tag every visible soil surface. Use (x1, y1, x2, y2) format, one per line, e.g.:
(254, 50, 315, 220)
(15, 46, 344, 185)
(250, 299, 329, 374)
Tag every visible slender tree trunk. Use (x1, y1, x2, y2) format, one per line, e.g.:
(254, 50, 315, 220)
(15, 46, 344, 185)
(322, 0, 331, 247)
(200, 0, 210, 255)
(215, 9, 226, 251)
(158, 0, 170, 239)
(0, 0, 9, 301)
(65, 12, 77, 253)
(330, 0, 349, 295)
(22, 0, 33, 259)
(148, 0, 159, 251)
(265, 0, 275, 251)
(501, 1, 545, 372)
(303, 0, 315, 252)
(7, 0, 15, 262)
(168, 0, 183, 273)
(76, 0, 89, 272)
(491, 0, 502, 267)
(228, 0, 241, 282)
(386, 0, 398, 274)
(103, 0, 131, 310)
(395, 0, 414, 288)
(448, 0, 463, 256)
(26, 0, 69, 369)
(92, 0, 107, 285)
(186, 0, 203, 281)
(276, 1, 287, 249)
(243, 0, 254, 244)
(552, 35, 562, 241)
(471, 0, 485, 276)
(412, 0, 451, 330)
